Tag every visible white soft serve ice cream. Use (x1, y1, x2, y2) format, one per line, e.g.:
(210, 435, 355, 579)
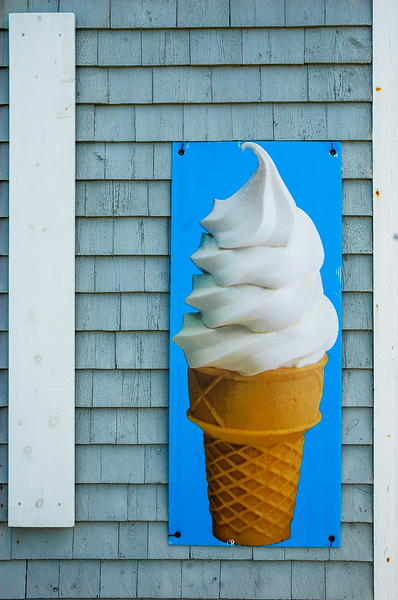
(173, 142, 338, 376)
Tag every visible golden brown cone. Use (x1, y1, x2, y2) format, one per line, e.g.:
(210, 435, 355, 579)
(187, 355, 328, 546)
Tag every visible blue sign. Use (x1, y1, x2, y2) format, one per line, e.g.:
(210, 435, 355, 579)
(169, 141, 342, 547)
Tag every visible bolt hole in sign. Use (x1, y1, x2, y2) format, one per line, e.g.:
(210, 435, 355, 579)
(169, 142, 341, 547)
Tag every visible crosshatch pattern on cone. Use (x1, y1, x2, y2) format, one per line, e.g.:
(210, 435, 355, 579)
(204, 434, 305, 546)
(187, 356, 328, 545)
(187, 356, 327, 435)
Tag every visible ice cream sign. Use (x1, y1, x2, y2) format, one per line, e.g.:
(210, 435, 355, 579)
(169, 141, 342, 547)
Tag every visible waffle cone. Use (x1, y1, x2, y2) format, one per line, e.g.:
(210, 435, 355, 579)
(187, 355, 327, 546)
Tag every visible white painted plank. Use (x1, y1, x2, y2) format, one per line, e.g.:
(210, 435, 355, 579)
(373, 2, 398, 598)
(8, 13, 75, 527)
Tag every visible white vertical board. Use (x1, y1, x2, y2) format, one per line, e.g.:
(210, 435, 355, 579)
(373, 1, 398, 598)
(8, 13, 75, 527)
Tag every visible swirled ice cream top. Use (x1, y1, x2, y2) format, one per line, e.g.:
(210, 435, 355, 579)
(172, 142, 338, 376)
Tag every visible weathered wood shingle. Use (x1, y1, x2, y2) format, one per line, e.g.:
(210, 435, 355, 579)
(72, 521, 118, 559)
(0, 560, 26, 599)
(75, 332, 116, 369)
(291, 561, 326, 600)
(100, 560, 138, 598)
(11, 527, 73, 559)
(0, 105, 8, 141)
(137, 559, 182, 598)
(98, 30, 141, 66)
(118, 522, 148, 559)
(58, 559, 101, 598)
(177, 0, 229, 28)
(230, 0, 285, 27)
(325, 562, 373, 600)
(220, 560, 292, 599)
(0, 182, 8, 217)
(190, 29, 242, 65)
(182, 558, 221, 598)
(26, 559, 60, 599)
(325, 0, 372, 26)
(59, 0, 110, 28)
(242, 28, 305, 64)
(305, 27, 372, 63)
(341, 484, 372, 522)
(342, 369, 373, 407)
(142, 29, 190, 66)
(76, 67, 108, 104)
(0, 524, 11, 558)
(286, 0, 326, 26)
(111, 0, 177, 29)
(94, 105, 135, 142)
(341, 446, 373, 484)
(0, 370, 8, 407)
(153, 66, 212, 103)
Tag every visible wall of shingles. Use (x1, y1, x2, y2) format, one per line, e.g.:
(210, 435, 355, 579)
(0, 0, 373, 599)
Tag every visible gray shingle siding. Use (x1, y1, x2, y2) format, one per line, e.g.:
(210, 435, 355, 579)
(0, 0, 373, 598)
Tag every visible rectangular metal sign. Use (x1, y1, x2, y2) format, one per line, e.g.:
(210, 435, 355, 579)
(8, 13, 75, 527)
(169, 141, 342, 547)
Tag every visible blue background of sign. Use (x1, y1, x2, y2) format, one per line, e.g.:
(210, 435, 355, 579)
(169, 141, 342, 547)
